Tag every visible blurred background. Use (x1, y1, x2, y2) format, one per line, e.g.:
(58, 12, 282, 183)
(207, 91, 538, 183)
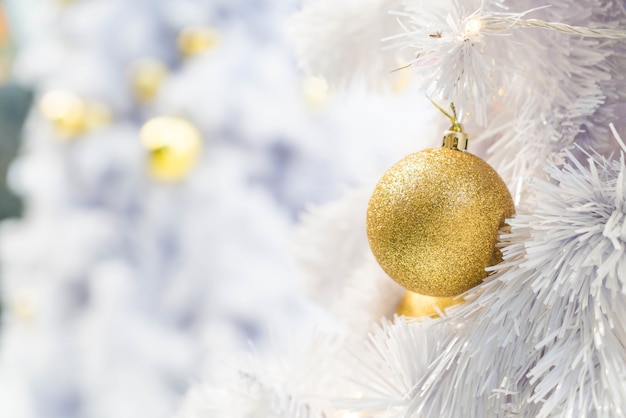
(0, 0, 429, 417)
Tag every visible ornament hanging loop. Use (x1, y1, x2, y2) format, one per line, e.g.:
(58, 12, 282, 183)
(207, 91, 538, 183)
(429, 98, 469, 151)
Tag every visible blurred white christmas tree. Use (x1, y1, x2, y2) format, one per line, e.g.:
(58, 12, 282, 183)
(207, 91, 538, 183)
(175, 0, 626, 417)
(0, 0, 429, 417)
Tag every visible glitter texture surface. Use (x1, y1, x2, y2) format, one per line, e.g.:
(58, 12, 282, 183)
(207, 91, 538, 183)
(366, 148, 515, 297)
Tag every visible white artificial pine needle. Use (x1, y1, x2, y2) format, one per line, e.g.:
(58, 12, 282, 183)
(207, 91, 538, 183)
(287, 0, 410, 88)
(610, 123, 626, 154)
(175, 334, 347, 418)
(388, 0, 626, 188)
(291, 189, 404, 337)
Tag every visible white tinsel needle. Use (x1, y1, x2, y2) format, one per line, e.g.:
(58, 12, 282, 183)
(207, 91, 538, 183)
(495, 17, 626, 39)
(609, 123, 626, 153)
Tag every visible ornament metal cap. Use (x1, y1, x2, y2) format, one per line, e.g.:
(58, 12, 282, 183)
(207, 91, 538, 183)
(442, 124, 468, 151)
(430, 99, 468, 151)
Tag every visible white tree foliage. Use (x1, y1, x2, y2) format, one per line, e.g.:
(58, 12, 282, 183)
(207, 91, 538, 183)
(340, 317, 459, 417)
(289, 0, 626, 187)
(292, 189, 404, 337)
(288, 0, 410, 88)
(0, 1, 432, 417)
(343, 131, 626, 417)
(175, 335, 346, 418)
(1, 1, 442, 417)
(418, 0, 625, 187)
(177, 3, 626, 416)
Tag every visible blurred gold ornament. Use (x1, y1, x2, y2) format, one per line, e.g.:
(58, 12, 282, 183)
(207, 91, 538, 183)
(39, 90, 111, 139)
(139, 116, 202, 181)
(302, 75, 330, 108)
(12, 294, 36, 324)
(130, 58, 169, 103)
(367, 103, 514, 297)
(177, 26, 219, 57)
(396, 290, 464, 318)
(39, 90, 86, 137)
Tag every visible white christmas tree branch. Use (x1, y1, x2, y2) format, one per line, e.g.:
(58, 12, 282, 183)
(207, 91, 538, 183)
(481, 15, 626, 39)
(396, 6, 626, 43)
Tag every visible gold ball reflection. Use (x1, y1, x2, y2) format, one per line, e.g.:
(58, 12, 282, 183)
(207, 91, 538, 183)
(396, 290, 464, 318)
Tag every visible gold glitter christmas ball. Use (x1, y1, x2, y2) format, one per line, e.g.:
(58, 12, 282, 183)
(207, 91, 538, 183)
(39, 90, 111, 139)
(130, 58, 169, 103)
(39, 90, 87, 137)
(396, 290, 464, 318)
(177, 26, 219, 57)
(367, 147, 514, 297)
(139, 116, 202, 181)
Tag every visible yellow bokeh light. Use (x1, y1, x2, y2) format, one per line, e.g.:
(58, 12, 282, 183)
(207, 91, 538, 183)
(178, 26, 220, 57)
(39, 90, 87, 137)
(139, 116, 203, 181)
(12, 294, 36, 324)
(302, 75, 330, 108)
(130, 58, 169, 103)
(39, 90, 110, 139)
(39, 90, 112, 139)
(465, 18, 482, 36)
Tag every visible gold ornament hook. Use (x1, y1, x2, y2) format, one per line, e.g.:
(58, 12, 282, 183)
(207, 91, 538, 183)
(428, 98, 468, 151)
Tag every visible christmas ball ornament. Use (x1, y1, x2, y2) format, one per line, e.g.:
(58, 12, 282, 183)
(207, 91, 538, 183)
(177, 26, 219, 57)
(39, 90, 111, 139)
(130, 58, 169, 103)
(367, 104, 514, 297)
(139, 116, 202, 181)
(39, 90, 87, 137)
(396, 290, 464, 318)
